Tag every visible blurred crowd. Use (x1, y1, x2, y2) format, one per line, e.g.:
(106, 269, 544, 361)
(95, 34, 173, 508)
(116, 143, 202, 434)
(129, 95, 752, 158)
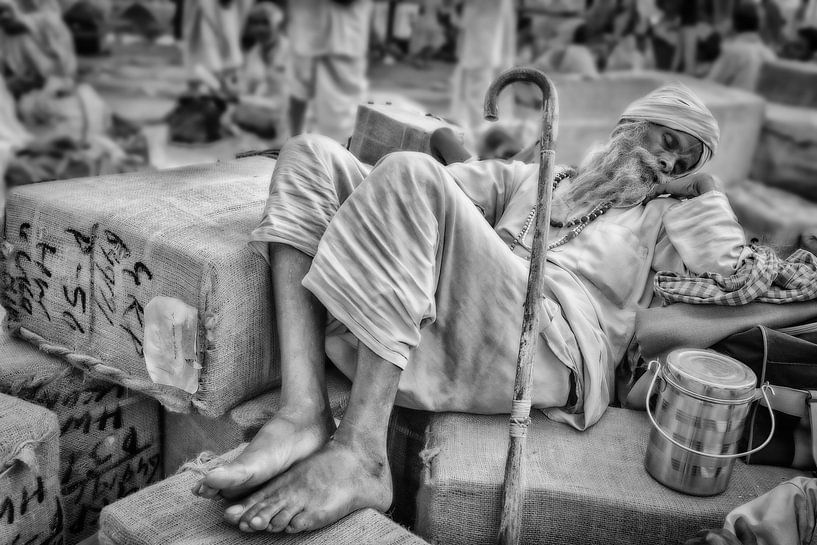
(1, 0, 816, 187)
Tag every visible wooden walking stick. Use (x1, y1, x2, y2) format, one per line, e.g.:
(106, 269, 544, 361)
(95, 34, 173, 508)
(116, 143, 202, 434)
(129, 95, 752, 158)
(484, 68, 559, 545)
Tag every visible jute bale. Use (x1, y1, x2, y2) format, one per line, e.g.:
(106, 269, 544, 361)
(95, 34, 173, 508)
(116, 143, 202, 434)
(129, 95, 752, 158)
(727, 179, 817, 256)
(0, 393, 65, 545)
(0, 333, 163, 544)
(99, 445, 429, 545)
(163, 367, 352, 475)
(0, 157, 279, 416)
(349, 103, 464, 166)
(750, 103, 817, 202)
(755, 59, 817, 109)
(415, 408, 806, 545)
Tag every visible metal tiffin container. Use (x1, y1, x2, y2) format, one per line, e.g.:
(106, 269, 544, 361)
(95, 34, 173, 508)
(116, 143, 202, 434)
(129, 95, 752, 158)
(643, 348, 775, 496)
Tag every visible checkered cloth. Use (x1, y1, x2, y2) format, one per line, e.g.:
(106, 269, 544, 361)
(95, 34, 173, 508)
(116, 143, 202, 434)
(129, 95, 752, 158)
(654, 245, 817, 305)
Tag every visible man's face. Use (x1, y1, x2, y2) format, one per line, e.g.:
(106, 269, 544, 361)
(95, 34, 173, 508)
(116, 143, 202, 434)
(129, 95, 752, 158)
(640, 123, 704, 178)
(561, 120, 705, 211)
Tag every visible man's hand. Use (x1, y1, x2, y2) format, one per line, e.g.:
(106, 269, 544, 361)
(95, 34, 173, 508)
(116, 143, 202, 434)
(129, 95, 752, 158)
(647, 172, 724, 200)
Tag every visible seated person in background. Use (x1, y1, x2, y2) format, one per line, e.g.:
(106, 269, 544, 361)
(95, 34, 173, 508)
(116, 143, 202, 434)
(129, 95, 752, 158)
(229, 2, 289, 140)
(532, 22, 600, 77)
(606, 0, 656, 71)
(193, 84, 744, 535)
(707, 2, 776, 90)
(240, 3, 288, 102)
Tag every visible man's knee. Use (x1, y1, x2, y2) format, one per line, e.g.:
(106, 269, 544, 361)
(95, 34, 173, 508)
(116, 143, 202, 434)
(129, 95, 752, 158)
(281, 133, 344, 159)
(371, 151, 449, 195)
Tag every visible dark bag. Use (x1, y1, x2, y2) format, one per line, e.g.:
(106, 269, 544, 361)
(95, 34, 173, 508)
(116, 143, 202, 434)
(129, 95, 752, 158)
(711, 323, 817, 469)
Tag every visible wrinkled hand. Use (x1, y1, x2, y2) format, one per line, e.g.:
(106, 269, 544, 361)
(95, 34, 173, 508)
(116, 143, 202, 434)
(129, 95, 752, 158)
(647, 172, 724, 200)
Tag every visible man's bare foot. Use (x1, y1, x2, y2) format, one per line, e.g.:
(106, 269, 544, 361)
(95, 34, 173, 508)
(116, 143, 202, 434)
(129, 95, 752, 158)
(192, 407, 335, 500)
(222, 438, 393, 533)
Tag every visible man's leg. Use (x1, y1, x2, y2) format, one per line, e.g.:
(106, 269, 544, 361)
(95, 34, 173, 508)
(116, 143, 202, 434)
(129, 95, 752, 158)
(224, 151, 571, 533)
(194, 245, 334, 499)
(225, 344, 399, 533)
(193, 134, 370, 498)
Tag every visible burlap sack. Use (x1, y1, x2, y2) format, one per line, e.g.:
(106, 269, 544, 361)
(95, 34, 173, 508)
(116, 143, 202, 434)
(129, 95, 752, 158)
(755, 59, 817, 109)
(0, 392, 64, 545)
(99, 445, 429, 545)
(726, 179, 817, 257)
(349, 103, 463, 166)
(0, 333, 162, 544)
(750, 103, 817, 203)
(0, 156, 279, 416)
(415, 408, 807, 545)
(163, 367, 352, 475)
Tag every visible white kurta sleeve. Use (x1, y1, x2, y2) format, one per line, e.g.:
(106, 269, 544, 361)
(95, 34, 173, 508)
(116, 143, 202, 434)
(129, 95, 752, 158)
(654, 191, 746, 275)
(445, 159, 529, 226)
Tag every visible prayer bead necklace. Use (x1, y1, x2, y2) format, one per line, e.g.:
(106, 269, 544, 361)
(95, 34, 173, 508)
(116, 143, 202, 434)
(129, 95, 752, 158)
(509, 168, 613, 254)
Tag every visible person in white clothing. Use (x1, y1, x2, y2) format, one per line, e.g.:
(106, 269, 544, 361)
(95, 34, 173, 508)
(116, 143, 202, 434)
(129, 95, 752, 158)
(192, 84, 745, 536)
(286, 0, 373, 144)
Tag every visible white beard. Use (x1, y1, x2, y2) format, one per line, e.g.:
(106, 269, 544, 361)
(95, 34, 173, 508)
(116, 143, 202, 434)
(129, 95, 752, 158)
(553, 122, 671, 219)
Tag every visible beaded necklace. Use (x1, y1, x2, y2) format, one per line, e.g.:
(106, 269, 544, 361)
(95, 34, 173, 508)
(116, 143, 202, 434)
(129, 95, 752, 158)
(509, 168, 613, 254)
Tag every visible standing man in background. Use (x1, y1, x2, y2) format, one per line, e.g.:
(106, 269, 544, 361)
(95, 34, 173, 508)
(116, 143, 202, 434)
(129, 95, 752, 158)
(449, 0, 516, 146)
(183, 0, 253, 85)
(287, 0, 373, 145)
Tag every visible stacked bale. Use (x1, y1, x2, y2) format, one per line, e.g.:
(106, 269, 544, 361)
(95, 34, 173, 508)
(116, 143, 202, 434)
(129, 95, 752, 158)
(163, 367, 352, 475)
(349, 103, 464, 166)
(0, 333, 162, 544)
(0, 156, 279, 416)
(99, 445, 430, 545)
(727, 179, 817, 256)
(750, 60, 817, 203)
(0, 393, 65, 545)
(414, 407, 806, 545)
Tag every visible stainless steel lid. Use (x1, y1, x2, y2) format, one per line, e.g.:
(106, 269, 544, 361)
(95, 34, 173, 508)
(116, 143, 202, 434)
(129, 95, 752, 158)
(664, 348, 757, 402)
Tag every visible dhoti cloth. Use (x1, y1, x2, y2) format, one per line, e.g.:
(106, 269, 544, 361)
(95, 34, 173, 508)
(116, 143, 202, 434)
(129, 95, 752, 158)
(250, 135, 572, 414)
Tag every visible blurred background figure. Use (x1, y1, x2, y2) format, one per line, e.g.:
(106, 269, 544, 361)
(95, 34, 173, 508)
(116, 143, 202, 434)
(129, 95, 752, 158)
(230, 1, 289, 140)
(182, 0, 252, 88)
(406, 0, 446, 69)
(287, 0, 373, 145)
(520, 17, 599, 77)
(449, 0, 516, 145)
(0, 0, 147, 188)
(707, 1, 776, 90)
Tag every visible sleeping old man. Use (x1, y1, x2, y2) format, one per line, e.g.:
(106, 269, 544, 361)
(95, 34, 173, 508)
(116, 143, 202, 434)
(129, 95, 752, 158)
(192, 84, 745, 533)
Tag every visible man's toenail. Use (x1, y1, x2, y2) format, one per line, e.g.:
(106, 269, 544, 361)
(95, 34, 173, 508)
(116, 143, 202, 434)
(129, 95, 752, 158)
(252, 517, 264, 527)
(239, 522, 251, 532)
(225, 505, 245, 516)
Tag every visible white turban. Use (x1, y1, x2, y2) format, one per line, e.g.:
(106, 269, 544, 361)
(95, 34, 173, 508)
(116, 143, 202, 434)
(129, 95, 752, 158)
(618, 82, 720, 176)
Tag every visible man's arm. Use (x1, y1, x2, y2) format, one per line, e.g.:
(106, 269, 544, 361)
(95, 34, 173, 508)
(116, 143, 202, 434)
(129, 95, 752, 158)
(652, 173, 746, 276)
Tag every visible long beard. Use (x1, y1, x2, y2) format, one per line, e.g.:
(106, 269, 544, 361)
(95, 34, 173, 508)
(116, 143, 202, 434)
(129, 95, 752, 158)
(556, 123, 670, 214)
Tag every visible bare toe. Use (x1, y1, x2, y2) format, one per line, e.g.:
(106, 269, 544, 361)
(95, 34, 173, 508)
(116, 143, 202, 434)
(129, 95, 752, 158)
(286, 512, 314, 534)
(268, 507, 300, 533)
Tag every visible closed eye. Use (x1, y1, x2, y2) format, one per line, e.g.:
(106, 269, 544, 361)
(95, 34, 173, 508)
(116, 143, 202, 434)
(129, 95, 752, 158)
(662, 132, 678, 150)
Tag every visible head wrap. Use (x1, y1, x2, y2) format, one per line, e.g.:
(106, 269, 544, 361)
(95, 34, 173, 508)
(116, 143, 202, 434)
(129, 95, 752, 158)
(617, 82, 720, 177)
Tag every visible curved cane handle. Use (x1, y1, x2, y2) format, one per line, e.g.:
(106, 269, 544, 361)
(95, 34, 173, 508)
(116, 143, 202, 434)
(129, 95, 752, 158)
(483, 68, 559, 153)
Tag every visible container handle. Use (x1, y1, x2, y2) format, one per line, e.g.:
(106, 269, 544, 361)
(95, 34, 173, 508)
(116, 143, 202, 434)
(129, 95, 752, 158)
(645, 360, 776, 460)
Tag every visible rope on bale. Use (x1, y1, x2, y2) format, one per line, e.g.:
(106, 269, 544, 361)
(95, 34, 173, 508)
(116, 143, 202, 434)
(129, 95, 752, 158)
(7, 322, 195, 414)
